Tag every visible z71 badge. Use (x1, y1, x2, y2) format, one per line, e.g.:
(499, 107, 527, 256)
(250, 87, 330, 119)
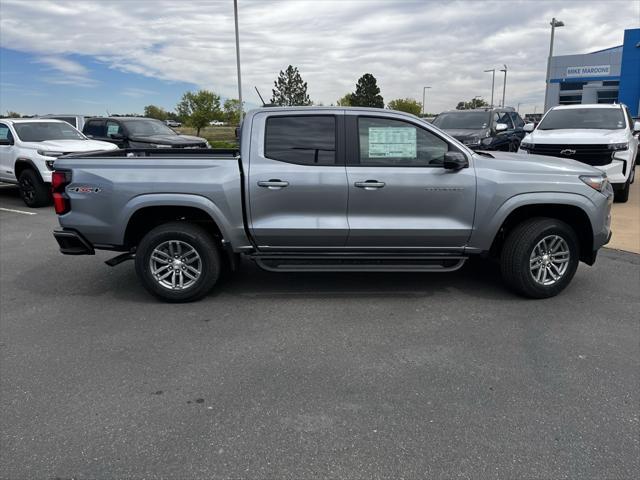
(69, 186, 102, 193)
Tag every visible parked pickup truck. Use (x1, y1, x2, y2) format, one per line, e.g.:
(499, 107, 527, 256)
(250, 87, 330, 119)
(52, 107, 613, 302)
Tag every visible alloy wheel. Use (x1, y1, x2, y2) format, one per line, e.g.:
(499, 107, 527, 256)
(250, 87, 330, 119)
(149, 240, 202, 290)
(529, 235, 570, 286)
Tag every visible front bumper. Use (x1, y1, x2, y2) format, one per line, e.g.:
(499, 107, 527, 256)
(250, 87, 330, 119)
(53, 229, 95, 255)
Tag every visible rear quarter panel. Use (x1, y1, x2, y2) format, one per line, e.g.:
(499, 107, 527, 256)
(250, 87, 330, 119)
(54, 157, 248, 248)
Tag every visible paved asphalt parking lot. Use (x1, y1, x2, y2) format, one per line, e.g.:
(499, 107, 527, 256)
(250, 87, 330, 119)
(1, 184, 638, 479)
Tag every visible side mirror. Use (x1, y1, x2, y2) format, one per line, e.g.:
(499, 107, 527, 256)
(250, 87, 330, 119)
(495, 123, 508, 132)
(109, 133, 124, 140)
(633, 120, 640, 134)
(443, 151, 469, 170)
(0, 138, 13, 146)
(523, 123, 535, 133)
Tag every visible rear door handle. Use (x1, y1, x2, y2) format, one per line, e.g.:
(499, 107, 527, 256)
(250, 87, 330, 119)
(257, 179, 289, 190)
(354, 180, 385, 190)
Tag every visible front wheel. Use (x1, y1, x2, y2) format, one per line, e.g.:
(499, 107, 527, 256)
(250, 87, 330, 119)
(500, 218, 579, 298)
(18, 169, 51, 207)
(135, 222, 221, 302)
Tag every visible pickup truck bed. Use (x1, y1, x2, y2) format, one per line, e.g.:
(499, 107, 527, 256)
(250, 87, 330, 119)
(52, 107, 612, 302)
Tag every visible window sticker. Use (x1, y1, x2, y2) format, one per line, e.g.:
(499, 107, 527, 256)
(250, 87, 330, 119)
(107, 123, 120, 135)
(368, 127, 416, 158)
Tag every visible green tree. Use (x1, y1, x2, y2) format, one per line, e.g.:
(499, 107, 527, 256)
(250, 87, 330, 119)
(223, 98, 243, 125)
(336, 94, 352, 106)
(387, 98, 422, 116)
(455, 97, 489, 110)
(271, 65, 312, 106)
(5, 111, 21, 118)
(143, 105, 168, 121)
(176, 90, 221, 135)
(349, 73, 384, 108)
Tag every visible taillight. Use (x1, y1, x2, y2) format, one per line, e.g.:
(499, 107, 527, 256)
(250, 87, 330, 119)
(51, 170, 71, 215)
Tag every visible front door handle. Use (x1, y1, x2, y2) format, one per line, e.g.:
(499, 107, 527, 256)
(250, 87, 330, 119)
(354, 180, 385, 190)
(257, 179, 289, 190)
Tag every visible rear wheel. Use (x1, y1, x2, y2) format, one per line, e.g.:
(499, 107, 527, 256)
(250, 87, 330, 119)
(500, 218, 579, 298)
(135, 222, 221, 302)
(18, 169, 51, 207)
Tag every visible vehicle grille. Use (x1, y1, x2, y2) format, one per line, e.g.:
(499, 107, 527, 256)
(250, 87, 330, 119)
(529, 144, 613, 166)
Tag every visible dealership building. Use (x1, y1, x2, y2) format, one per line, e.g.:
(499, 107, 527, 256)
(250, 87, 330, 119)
(544, 28, 640, 115)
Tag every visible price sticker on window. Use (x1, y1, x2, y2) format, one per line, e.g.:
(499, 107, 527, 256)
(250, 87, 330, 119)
(368, 127, 417, 158)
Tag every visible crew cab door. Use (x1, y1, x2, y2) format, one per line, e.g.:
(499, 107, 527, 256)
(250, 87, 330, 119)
(247, 112, 348, 248)
(0, 122, 16, 181)
(345, 113, 476, 248)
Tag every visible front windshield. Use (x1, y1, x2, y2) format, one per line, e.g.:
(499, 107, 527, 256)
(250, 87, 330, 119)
(13, 122, 85, 142)
(123, 119, 178, 136)
(432, 112, 491, 129)
(538, 108, 626, 130)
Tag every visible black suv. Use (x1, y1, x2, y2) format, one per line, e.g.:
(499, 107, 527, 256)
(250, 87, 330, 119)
(432, 107, 526, 152)
(82, 117, 208, 149)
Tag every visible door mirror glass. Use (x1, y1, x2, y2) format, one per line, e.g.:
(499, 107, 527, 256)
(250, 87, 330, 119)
(523, 123, 535, 133)
(443, 151, 469, 170)
(495, 123, 508, 132)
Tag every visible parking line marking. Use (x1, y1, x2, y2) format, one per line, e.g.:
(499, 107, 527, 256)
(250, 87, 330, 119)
(0, 207, 37, 216)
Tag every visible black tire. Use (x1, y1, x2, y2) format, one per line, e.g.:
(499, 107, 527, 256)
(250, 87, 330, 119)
(134, 222, 221, 303)
(500, 217, 579, 299)
(18, 169, 51, 207)
(613, 177, 630, 203)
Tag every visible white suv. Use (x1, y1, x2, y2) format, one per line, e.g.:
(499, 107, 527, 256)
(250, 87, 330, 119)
(519, 104, 639, 202)
(0, 119, 117, 207)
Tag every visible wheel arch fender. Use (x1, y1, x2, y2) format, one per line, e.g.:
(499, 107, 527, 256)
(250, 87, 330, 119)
(15, 158, 45, 182)
(118, 194, 236, 248)
(470, 192, 597, 255)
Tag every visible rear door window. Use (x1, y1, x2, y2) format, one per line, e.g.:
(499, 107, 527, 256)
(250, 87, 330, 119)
(496, 112, 514, 129)
(84, 120, 105, 137)
(106, 121, 123, 136)
(265, 116, 336, 165)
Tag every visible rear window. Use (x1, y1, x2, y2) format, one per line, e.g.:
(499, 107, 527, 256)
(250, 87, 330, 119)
(538, 108, 626, 130)
(265, 116, 336, 165)
(50, 116, 77, 128)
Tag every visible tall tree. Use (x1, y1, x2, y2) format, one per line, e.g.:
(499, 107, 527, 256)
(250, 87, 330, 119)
(176, 90, 221, 135)
(349, 73, 384, 108)
(271, 65, 312, 106)
(5, 111, 21, 118)
(387, 98, 422, 116)
(143, 105, 168, 121)
(336, 94, 352, 106)
(455, 97, 489, 110)
(223, 99, 243, 125)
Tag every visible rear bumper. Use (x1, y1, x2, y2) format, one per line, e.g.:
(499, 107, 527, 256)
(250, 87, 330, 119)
(53, 229, 95, 255)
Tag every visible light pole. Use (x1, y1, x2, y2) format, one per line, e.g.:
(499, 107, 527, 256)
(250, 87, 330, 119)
(543, 17, 564, 112)
(517, 102, 522, 113)
(233, 0, 243, 118)
(500, 64, 508, 107)
(484, 69, 496, 108)
(422, 86, 431, 116)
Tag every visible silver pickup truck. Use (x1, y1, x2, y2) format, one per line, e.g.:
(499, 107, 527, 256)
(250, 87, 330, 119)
(52, 107, 613, 302)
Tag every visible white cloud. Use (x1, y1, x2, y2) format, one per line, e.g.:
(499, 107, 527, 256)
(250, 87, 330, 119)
(1, 0, 638, 112)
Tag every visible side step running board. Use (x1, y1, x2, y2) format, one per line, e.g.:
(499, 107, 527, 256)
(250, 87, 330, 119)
(252, 253, 467, 273)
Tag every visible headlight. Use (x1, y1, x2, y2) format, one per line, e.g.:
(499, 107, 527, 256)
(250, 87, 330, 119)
(37, 150, 64, 157)
(608, 142, 628, 151)
(580, 175, 609, 193)
(150, 144, 172, 148)
(520, 142, 533, 151)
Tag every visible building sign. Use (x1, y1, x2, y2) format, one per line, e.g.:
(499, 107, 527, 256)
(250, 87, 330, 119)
(566, 65, 611, 77)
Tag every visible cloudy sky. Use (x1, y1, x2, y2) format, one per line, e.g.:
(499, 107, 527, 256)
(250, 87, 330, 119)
(0, 0, 638, 116)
